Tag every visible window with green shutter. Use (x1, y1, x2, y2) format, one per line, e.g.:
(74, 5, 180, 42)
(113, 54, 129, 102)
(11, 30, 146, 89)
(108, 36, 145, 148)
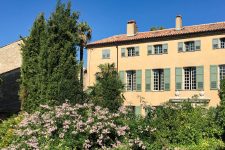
(178, 42, 183, 52)
(102, 49, 110, 59)
(135, 106, 141, 116)
(210, 65, 218, 90)
(145, 69, 151, 91)
(119, 71, 125, 84)
(147, 45, 153, 55)
(195, 40, 201, 50)
(135, 47, 139, 56)
(162, 44, 168, 53)
(175, 67, 182, 90)
(136, 70, 142, 92)
(121, 48, 126, 57)
(164, 68, 170, 91)
(212, 39, 219, 49)
(196, 66, 204, 90)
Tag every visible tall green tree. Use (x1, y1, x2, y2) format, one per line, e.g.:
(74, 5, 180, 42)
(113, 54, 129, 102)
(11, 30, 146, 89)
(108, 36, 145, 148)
(89, 63, 124, 112)
(217, 79, 225, 141)
(77, 22, 92, 89)
(45, 1, 81, 105)
(19, 14, 46, 112)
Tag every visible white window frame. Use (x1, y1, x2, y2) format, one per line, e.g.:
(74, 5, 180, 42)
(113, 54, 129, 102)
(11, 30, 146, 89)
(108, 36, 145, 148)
(126, 71, 136, 91)
(184, 41, 195, 51)
(154, 45, 163, 54)
(184, 67, 196, 90)
(127, 47, 136, 57)
(153, 69, 164, 91)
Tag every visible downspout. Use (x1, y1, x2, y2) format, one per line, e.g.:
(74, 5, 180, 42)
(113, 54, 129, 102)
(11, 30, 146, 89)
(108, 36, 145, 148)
(116, 45, 119, 72)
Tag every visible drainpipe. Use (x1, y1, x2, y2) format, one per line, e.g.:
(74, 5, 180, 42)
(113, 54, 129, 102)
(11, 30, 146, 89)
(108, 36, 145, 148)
(116, 45, 119, 72)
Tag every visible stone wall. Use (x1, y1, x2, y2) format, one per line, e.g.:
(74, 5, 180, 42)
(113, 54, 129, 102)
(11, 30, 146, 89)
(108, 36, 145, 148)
(0, 68, 20, 113)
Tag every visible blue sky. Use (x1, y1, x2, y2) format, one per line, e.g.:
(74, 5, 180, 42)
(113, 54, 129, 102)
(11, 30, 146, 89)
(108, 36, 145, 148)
(1, 0, 225, 66)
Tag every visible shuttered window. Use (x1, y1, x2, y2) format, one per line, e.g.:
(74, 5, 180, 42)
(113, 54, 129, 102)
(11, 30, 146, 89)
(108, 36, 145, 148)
(178, 40, 201, 52)
(178, 42, 183, 52)
(147, 45, 153, 55)
(162, 44, 168, 53)
(119, 71, 125, 85)
(147, 44, 168, 55)
(102, 49, 110, 59)
(145, 69, 151, 91)
(196, 66, 204, 90)
(195, 40, 201, 50)
(210, 65, 218, 90)
(136, 70, 142, 92)
(164, 68, 170, 91)
(121, 48, 126, 57)
(135, 47, 139, 56)
(212, 39, 219, 49)
(135, 106, 141, 116)
(175, 67, 182, 90)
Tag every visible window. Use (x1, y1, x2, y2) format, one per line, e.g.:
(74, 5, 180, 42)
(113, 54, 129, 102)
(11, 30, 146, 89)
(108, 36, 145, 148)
(153, 69, 164, 91)
(127, 71, 136, 91)
(154, 45, 163, 54)
(127, 47, 135, 57)
(184, 67, 196, 90)
(178, 40, 200, 52)
(185, 41, 195, 51)
(125, 47, 139, 57)
(220, 65, 225, 81)
(102, 49, 110, 59)
(148, 44, 168, 55)
(213, 38, 225, 49)
(221, 38, 225, 49)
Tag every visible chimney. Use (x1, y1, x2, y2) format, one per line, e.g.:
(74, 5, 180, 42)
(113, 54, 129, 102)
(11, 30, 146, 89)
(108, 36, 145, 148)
(127, 20, 137, 36)
(176, 15, 182, 30)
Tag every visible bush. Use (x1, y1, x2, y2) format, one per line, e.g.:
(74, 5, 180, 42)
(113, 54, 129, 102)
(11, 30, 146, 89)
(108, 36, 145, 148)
(0, 115, 23, 148)
(3, 102, 132, 149)
(89, 63, 124, 112)
(135, 103, 223, 149)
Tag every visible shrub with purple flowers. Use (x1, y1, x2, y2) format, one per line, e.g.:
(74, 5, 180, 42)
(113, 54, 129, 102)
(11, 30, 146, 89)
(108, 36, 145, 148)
(3, 102, 133, 150)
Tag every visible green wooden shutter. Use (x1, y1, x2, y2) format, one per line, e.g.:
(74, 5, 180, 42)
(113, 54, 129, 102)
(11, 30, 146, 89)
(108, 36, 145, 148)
(178, 42, 183, 52)
(102, 50, 106, 59)
(164, 68, 170, 91)
(145, 69, 151, 91)
(136, 70, 142, 91)
(196, 66, 204, 90)
(135, 106, 141, 116)
(106, 49, 110, 58)
(162, 44, 168, 54)
(195, 40, 201, 50)
(175, 67, 182, 90)
(121, 48, 126, 57)
(210, 65, 218, 89)
(135, 47, 139, 56)
(147, 45, 153, 55)
(212, 39, 219, 49)
(119, 71, 125, 84)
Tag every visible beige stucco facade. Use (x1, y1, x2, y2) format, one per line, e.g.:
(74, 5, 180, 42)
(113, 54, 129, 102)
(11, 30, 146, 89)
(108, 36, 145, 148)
(87, 32, 225, 107)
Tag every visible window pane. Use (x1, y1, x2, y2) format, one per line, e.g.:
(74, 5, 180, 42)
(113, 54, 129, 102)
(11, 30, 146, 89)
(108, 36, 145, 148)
(221, 38, 225, 49)
(154, 45, 163, 54)
(153, 69, 164, 91)
(184, 67, 196, 90)
(220, 65, 225, 81)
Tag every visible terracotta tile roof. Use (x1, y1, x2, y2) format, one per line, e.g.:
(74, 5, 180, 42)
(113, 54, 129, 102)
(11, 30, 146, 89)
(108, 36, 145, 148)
(87, 22, 225, 48)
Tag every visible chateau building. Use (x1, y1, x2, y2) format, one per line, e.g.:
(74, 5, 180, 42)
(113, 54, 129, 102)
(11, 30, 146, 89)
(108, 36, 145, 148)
(86, 16, 225, 114)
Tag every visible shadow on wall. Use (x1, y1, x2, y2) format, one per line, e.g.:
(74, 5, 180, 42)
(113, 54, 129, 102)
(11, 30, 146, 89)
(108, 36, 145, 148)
(0, 68, 21, 114)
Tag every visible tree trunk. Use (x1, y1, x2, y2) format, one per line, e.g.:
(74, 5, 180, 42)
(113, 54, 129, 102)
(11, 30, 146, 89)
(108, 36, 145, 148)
(80, 46, 84, 90)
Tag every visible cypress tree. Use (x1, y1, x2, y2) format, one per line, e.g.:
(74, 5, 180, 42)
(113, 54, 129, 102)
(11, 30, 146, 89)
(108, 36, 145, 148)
(45, 1, 81, 104)
(19, 14, 46, 112)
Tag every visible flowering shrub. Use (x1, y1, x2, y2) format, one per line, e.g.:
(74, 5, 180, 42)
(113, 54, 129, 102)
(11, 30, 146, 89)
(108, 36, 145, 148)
(3, 102, 135, 150)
